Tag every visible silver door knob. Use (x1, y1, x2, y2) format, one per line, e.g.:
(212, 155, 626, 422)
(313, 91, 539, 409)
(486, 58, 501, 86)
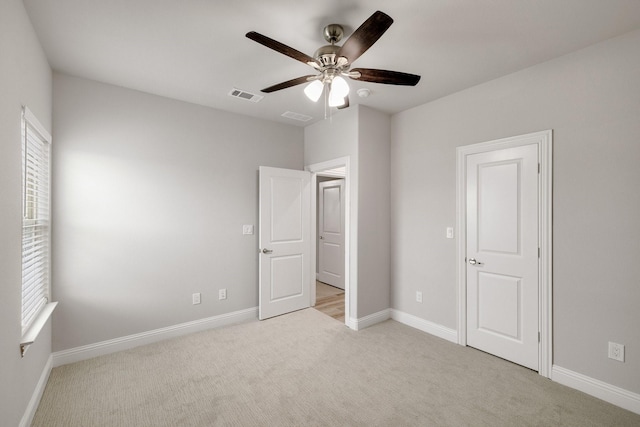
(261, 248, 273, 254)
(468, 258, 481, 265)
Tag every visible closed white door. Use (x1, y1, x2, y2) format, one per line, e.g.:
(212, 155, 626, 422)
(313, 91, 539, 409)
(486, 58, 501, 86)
(259, 166, 311, 320)
(466, 144, 539, 370)
(318, 179, 345, 289)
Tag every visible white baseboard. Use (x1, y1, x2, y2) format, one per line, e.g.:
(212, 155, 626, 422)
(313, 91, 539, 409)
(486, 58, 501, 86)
(390, 312, 639, 415)
(552, 365, 640, 415)
(390, 309, 458, 344)
(20, 354, 53, 427)
(352, 309, 391, 331)
(53, 307, 258, 367)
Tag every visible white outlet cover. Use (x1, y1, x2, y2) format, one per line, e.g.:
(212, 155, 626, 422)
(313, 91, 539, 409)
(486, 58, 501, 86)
(608, 342, 625, 362)
(242, 225, 254, 235)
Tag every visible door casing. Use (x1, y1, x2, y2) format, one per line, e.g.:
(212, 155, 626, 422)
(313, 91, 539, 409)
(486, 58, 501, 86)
(307, 156, 353, 329)
(318, 179, 346, 289)
(456, 130, 553, 378)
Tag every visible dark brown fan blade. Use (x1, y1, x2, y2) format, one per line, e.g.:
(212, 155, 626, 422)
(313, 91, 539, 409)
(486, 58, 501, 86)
(261, 75, 316, 93)
(246, 31, 320, 68)
(337, 11, 393, 64)
(350, 68, 421, 86)
(337, 95, 350, 109)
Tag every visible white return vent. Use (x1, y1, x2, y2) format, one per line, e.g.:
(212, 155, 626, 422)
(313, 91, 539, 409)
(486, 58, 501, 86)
(281, 111, 312, 122)
(228, 88, 263, 103)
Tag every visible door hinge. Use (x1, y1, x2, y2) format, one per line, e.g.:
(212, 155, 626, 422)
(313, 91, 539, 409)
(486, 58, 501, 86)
(538, 332, 541, 343)
(538, 163, 541, 173)
(538, 248, 541, 258)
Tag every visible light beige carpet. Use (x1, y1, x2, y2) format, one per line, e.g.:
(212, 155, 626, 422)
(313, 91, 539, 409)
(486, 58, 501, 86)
(33, 309, 640, 426)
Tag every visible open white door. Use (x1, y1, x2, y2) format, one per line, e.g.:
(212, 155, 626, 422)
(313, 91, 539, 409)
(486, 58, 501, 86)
(259, 166, 311, 320)
(318, 179, 345, 289)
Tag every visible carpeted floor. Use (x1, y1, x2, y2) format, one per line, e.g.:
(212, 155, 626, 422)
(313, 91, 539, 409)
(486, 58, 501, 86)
(33, 309, 640, 426)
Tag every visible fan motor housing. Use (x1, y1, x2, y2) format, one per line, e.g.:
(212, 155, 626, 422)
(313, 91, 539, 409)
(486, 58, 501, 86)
(314, 44, 341, 67)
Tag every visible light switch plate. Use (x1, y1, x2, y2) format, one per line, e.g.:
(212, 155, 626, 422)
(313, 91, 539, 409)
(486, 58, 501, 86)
(446, 227, 454, 239)
(242, 225, 254, 235)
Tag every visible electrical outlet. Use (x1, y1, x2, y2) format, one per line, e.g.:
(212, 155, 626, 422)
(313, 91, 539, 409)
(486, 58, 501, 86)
(192, 293, 201, 305)
(219, 288, 227, 300)
(416, 291, 423, 303)
(608, 342, 625, 362)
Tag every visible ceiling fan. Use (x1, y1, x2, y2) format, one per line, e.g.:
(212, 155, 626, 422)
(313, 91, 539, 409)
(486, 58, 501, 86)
(246, 10, 420, 109)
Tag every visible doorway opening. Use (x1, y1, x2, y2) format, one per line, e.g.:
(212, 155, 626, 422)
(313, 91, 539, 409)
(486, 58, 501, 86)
(314, 280, 345, 322)
(307, 157, 352, 328)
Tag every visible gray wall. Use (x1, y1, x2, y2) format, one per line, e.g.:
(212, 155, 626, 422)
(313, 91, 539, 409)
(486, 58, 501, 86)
(0, 1, 53, 425)
(391, 29, 640, 393)
(52, 74, 304, 351)
(357, 107, 391, 317)
(305, 107, 359, 317)
(305, 105, 391, 319)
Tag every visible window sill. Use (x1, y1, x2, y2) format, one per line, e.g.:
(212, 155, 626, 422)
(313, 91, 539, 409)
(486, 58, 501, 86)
(20, 301, 58, 357)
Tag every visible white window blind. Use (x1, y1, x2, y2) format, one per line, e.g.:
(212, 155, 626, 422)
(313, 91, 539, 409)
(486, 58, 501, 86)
(21, 107, 52, 336)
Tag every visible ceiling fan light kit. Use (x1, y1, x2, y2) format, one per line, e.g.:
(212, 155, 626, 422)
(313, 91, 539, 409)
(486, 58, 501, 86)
(246, 10, 420, 112)
(304, 79, 324, 102)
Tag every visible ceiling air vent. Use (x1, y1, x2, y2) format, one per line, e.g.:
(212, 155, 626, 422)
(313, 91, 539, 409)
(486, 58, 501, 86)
(281, 111, 312, 122)
(228, 88, 263, 103)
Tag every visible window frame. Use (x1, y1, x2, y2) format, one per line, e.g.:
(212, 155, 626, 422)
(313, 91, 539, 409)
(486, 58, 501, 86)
(20, 106, 56, 357)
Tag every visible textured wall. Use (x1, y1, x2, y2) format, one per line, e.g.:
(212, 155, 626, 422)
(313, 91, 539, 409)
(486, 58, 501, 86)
(305, 106, 392, 320)
(0, 1, 53, 425)
(391, 29, 640, 393)
(357, 107, 391, 317)
(305, 108, 359, 317)
(52, 74, 304, 351)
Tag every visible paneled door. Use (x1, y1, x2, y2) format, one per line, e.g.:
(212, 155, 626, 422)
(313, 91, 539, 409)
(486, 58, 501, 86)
(318, 179, 345, 289)
(466, 144, 539, 370)
(258, 166, 311, 320)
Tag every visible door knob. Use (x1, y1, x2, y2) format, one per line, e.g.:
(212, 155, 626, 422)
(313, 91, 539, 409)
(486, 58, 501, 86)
(261, 248, 273, 254)
(468, 258, 482, 265)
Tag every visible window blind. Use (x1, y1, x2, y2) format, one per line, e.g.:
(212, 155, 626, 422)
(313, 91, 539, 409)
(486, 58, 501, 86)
(21, 107, 52, 336)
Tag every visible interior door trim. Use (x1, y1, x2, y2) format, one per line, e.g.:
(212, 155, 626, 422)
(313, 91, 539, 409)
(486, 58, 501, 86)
(456, 130, 553, 378)
(306, 156, 353, 329)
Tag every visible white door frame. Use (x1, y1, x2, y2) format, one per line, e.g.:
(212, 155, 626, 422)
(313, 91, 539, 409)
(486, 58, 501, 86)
(456, 130, 553, 378)
(306, 156, 353, 329)
(318, 178, 346, 289)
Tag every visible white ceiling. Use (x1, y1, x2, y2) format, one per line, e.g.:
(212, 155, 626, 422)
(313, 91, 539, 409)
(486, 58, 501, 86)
(24, 0, 640, 126)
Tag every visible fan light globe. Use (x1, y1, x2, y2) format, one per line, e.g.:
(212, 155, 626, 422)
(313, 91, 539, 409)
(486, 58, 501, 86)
(304, 80, 324, 102)
(331, 76, 349, 98)
(328, 91, 346, 107)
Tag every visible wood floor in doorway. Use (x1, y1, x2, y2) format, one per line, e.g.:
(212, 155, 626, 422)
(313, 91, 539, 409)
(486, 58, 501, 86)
(314, 281, 345, 323)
